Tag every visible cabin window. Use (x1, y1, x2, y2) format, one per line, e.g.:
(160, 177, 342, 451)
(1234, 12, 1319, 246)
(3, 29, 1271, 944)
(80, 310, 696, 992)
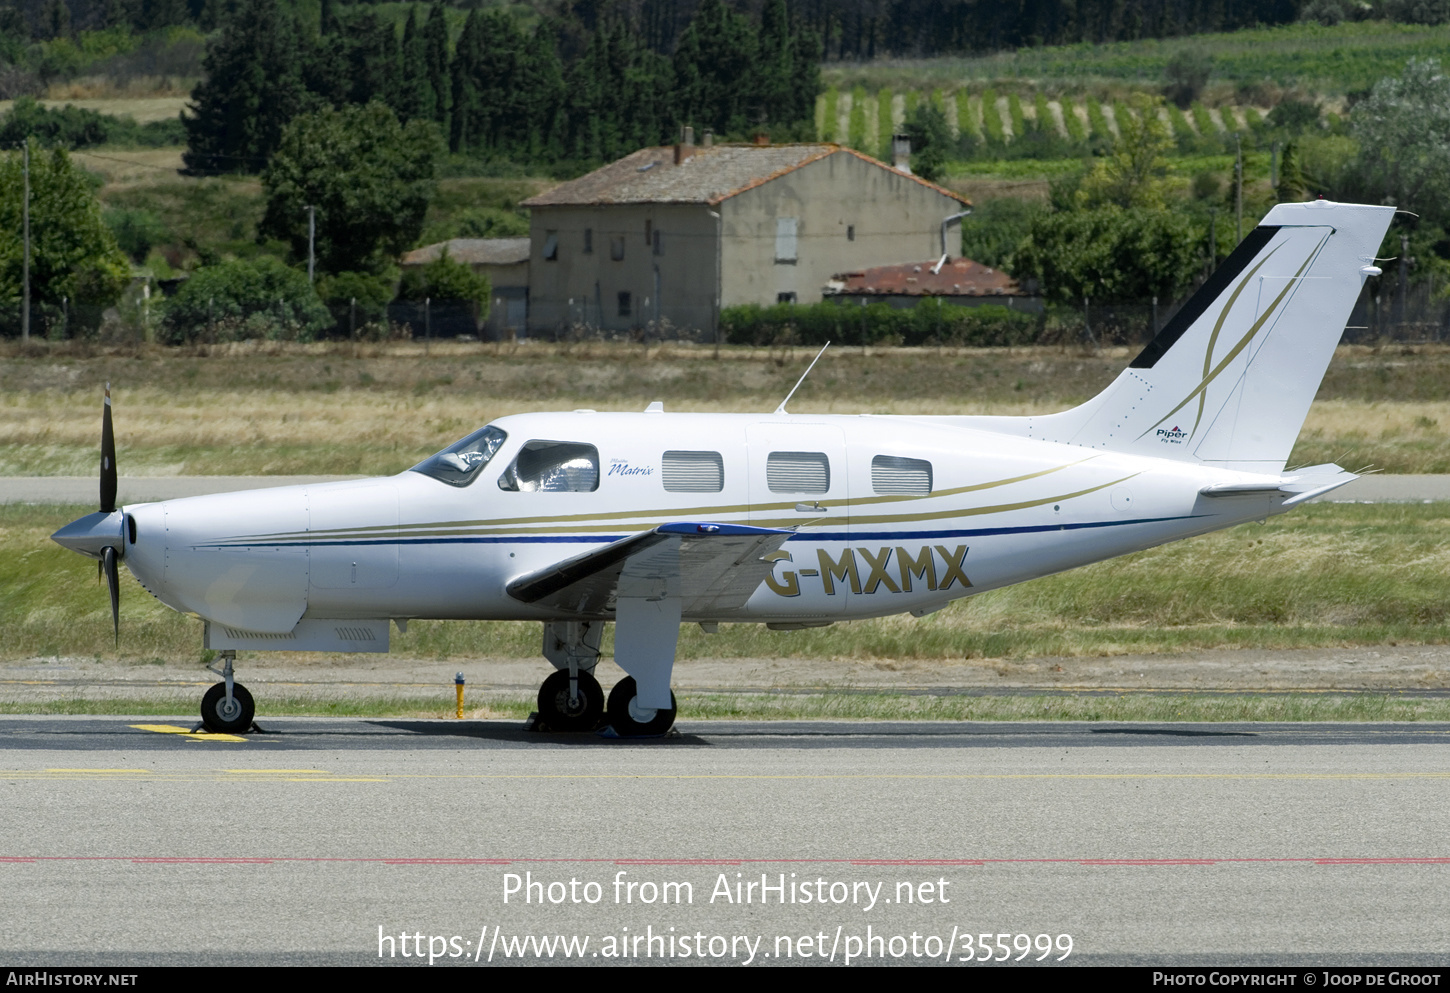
(767, 451, 829, 494)
(543, 231, 558, 261)
(663, 451, 724, 493)
(499, 441, 600, 493)
(583, 228, 593, 254)
(775, 217, 798, 264)
(871, 455, 932, 495)
(410, 425, 508, 487)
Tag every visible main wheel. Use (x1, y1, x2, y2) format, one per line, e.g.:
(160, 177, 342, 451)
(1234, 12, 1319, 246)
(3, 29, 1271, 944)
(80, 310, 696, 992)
(537, 669, 605, 732)
(200, 681, 255, 734)
(605, 676, 677, 736)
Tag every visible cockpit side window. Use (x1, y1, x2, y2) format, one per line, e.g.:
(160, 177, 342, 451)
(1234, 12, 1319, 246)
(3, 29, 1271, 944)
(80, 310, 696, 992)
(498, 441, 600, 492)
(410, 425, 508, 487)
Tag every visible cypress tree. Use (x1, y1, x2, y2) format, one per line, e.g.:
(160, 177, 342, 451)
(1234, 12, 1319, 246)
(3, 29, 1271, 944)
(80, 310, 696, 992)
(182, 0, 311, 175)
(422, 2, 450, 127)
(398, 6, 430, 124)
(449, 10, 482, 152)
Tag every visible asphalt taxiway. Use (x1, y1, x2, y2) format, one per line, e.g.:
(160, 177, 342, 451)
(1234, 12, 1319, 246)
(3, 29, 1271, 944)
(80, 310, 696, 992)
(3, 716, 1450, 966)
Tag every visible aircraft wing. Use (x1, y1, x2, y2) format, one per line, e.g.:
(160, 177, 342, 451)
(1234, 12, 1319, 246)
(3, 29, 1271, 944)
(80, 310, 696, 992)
(506, 522, 794, 616)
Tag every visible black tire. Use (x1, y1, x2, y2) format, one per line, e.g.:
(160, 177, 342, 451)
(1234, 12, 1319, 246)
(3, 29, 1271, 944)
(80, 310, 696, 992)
(605, 676, 677, 736)
(200, 682, 255, 734)
(537, 669, 605, 732)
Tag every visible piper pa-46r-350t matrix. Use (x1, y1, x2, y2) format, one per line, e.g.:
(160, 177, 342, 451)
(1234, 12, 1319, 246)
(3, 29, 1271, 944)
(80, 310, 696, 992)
(54, 200, 1394, 735)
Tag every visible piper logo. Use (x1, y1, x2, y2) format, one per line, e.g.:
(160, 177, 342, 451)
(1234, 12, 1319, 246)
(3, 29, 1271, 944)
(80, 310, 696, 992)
(1156, 425, 1187, 444)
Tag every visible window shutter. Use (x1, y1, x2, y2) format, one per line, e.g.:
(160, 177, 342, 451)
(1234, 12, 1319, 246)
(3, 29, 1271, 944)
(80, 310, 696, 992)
(663, 451, 724, 493)
(767, 451, 829, 493)
(871, 455, 932, 495)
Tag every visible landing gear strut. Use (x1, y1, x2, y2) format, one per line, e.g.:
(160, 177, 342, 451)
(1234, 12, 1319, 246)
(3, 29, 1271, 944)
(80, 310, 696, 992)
(201, 650, 255, 733)
(536, 621, 607, 732)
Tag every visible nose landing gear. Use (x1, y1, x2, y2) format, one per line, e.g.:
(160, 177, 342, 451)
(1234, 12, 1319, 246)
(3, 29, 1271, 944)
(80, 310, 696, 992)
(200, 650, 255, 733)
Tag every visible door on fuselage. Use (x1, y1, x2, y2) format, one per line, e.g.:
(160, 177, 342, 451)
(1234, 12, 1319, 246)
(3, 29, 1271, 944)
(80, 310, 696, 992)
(745, 423, 850, 616)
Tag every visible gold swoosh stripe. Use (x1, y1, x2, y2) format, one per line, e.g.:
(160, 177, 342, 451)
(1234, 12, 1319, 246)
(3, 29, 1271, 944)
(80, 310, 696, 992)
(1141, 233, 1329, 440)
(233, 460, 1093, 542)
(1192, 245, 1283, 437)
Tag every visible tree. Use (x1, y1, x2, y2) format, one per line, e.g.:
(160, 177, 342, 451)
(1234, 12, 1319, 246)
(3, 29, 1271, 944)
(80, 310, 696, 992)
(1076, 95, 1174, 210)
(1013, 206, 1202, 304)
(0, 140, 130, 314)
(1351, 58, 1450, 221)
(159, 255, 331, 343)
(182, 0, 313, 175)
(1163, 49, 1211, 109)
(259, 101, 442, 275)
(397, 247, 490, 309)
(902, 100, 950, 181)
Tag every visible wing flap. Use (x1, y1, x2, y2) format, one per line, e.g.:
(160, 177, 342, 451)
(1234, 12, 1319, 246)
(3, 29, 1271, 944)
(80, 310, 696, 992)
(506, 523, 793, 617)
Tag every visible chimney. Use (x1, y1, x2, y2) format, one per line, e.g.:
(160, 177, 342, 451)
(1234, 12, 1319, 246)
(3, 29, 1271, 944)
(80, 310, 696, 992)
(892, 133, 912, 174)
(702, 130, 713, 148)
(674, 126, 696, 165)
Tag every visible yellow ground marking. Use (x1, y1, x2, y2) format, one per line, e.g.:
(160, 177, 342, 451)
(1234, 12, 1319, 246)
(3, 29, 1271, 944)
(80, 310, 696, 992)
(129, 723, 247, 743)
(224, 769, 329, 774)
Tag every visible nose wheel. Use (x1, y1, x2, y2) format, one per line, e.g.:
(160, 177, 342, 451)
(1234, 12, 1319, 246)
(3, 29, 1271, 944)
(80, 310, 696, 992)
(201, 681, 255, 733)
(537, 669, 605, 732)
(200, 649, 255, 733)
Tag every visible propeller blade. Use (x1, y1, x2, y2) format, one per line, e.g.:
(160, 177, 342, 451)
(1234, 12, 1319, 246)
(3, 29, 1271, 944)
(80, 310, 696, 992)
(103, 545, 119, 646)
(100, 383, 117, 514)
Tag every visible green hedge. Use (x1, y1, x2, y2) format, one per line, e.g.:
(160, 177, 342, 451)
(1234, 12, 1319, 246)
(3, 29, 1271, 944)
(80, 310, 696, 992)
(720, 301, 1042, 347)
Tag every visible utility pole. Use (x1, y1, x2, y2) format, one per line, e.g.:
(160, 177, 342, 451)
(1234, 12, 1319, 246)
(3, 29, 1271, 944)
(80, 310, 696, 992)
(21, 140, 30, 344)
(305, 205, 316, 284)
(1234, 133, 1243, 244)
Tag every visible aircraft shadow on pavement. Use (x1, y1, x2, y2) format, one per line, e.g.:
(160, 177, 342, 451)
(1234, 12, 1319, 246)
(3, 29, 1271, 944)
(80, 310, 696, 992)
(365, 720, 713, 746)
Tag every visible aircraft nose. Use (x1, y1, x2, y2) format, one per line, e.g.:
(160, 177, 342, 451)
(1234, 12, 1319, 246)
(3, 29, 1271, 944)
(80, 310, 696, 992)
(51, 510, 126, 560)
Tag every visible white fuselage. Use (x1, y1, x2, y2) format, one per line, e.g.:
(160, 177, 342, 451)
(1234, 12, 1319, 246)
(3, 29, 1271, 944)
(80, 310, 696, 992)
(119, 410, 1283, 637)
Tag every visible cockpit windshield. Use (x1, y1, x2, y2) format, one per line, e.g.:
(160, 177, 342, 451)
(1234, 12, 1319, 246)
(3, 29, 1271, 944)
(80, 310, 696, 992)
(410, 425, 508, 487)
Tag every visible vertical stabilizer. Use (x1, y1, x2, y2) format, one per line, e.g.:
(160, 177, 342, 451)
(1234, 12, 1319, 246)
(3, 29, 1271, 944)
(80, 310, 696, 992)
(1011, 201, 1394, 473)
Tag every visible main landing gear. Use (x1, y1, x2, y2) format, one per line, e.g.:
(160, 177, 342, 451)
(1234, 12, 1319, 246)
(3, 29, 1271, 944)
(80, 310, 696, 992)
(200, 649, 255, 733)
(535, 619, 679, 736)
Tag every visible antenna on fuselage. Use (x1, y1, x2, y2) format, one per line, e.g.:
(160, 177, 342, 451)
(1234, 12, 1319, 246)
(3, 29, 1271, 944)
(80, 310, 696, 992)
(774, 342, 830, 414)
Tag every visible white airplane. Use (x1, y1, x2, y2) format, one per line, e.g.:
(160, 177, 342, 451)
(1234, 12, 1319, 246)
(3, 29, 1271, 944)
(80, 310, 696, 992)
(53, 200, 1393, 735)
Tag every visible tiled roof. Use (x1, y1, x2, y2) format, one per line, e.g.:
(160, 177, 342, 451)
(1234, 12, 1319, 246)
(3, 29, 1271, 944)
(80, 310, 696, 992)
(824, 257, 1026, 298)
(400, 238, 530, 267)
(520, 143, 968, 207)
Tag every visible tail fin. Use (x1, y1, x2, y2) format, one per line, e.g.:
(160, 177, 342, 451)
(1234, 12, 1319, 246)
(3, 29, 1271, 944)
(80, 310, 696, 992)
(1018, 201, 1394, 473)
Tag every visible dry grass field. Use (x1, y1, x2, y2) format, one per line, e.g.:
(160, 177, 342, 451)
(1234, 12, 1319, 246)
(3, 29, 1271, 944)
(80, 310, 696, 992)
(2, 341, 1448, 476)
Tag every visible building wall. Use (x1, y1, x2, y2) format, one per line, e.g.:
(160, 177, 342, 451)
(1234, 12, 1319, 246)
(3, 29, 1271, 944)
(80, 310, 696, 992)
(526, 204, 719, 336)
(721, 152, 964, 307)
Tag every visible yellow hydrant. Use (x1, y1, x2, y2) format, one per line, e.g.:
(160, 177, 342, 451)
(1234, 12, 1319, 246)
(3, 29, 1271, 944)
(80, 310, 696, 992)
(455, 672, 465, 718)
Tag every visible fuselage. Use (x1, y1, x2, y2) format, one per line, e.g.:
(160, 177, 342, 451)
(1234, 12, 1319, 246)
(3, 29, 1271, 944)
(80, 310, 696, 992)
(118, 409, 1288, 636)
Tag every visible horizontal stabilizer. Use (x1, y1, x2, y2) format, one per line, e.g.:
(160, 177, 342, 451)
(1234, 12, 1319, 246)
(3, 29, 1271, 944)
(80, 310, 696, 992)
(506, 522, 793, 617)
(1198, 464, 1358, 506)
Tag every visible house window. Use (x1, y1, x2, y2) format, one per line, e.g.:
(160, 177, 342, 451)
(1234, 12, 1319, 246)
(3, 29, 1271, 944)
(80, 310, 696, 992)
(662, 451, 724, 493)
(583, 228, 593, 254)
(775, 217, 798, 264)
(767, 451, 829, 494)
(645, 219, 652, 244)
(871, 455, 933, 495)
(618, 291, 632, 317)
(777, 292, 797, 304)
(610, 236, 625, 261)
(847, 225, 855, 241)
(543, 231, 558, 261)
(652, 229, 662, 256)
